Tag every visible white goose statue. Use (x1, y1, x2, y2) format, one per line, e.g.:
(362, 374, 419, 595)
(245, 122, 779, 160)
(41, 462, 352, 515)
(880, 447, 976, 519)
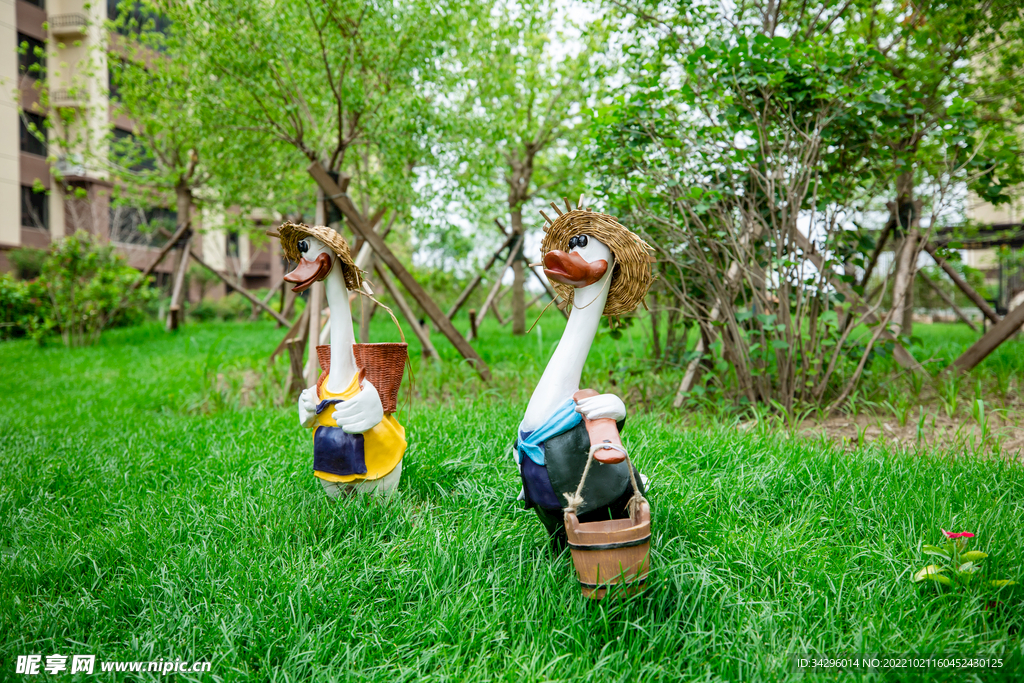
(515, 205, 653, 543)
(272, 222, 407, 498)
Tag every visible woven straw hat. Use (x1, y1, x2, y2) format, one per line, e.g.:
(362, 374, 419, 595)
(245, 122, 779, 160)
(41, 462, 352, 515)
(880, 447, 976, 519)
(270, 221, 363, 291)
(539, 205, 654, 316)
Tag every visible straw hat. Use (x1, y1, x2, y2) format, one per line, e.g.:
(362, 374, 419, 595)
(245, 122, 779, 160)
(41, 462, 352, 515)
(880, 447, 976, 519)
(270, 221, 364, 291)
(539, 205, 654, 316)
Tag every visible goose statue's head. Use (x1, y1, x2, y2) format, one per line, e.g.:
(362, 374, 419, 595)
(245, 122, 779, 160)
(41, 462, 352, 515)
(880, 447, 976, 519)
(539, 207, 654, 316)
(542, 233, 613, 290)
(269, 221, 364, 294)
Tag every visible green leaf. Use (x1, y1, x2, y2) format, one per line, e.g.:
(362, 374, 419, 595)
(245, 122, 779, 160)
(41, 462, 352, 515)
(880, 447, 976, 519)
(960, 551, 987, 562)
(913, 565, 950, 585)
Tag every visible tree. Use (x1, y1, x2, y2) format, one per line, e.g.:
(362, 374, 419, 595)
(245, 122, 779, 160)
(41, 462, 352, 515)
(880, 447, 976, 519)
(435, 0, 596, 333)
(589, 0, 1024, 412)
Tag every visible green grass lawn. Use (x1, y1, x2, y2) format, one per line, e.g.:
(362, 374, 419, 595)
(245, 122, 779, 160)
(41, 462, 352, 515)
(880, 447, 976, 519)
(1, 320, 1023, 681)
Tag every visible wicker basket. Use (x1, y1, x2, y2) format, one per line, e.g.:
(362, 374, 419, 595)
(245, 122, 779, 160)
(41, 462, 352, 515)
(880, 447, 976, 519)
(565, 501, 651, 599)
(315, 343, 408, 413)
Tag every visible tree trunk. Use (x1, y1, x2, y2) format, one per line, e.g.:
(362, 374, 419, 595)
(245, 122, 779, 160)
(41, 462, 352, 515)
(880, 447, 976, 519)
(305, 186, 327, 386)
(510, 207, 526, 335)
(890, 172, 920, 338)
(166, 187, 193, 332)
(650, 291, 661, 360)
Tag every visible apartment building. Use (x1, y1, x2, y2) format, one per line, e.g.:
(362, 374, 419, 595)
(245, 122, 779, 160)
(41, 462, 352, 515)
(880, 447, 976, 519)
(0, 0, 280, 295)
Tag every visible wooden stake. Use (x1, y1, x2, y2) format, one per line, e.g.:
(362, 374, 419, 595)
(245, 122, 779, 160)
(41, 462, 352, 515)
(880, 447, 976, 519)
(788, 226, 923, 375)
(375, 264, 438, 360)
(270, 303, 309, 363)
(187, 248, 291, 326)
(446, 232, 517, 320)
(919, 271, 978, 332)
(947, 301, 1024, 374)
(469, 233, 523, 341)
(166, 234, 193, 332)
(305, 188, 328, 386)
(133, 219, 192, 289)
(468, 309, 478, 338)
(922, 241, 1000, 325)
(309, 161, 491, 380)
(286, 339, 306, 398)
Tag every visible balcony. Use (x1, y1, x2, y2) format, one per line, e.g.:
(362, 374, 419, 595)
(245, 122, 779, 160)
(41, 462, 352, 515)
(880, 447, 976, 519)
(49, 13, 89, 38)
(56, 156, 88, 178)
(50, 88, 87, 108)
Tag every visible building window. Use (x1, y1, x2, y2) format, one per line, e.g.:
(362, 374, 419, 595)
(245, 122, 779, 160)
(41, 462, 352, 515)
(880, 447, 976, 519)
(108, 62, 122, 102)
(18, 33, 45, 79)
(109, 1, 171, 38)
(21, 0, 45, 8)
(110, 127, 155, 172)
(21, 186, 49, 231)
(109, 205, 176, 246)
(20, 112, 47, 157)
(227, 231, 239, 258)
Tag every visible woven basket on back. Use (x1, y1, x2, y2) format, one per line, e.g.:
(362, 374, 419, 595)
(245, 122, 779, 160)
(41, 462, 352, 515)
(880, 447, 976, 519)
(316, 344, 408, 413)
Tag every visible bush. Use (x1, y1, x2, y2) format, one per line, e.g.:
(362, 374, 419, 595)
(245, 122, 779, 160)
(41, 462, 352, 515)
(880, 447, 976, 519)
(43, 232, 157, 346)
(8, 247, 47, 280)
(0, 274, 47, 340)
(0, 231, 157, 346)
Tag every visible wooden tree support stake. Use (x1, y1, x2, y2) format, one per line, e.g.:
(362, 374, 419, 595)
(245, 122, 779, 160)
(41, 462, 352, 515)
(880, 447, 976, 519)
(469, 233, 523, 341)
(309, 161, 491, 381)
(447, 232, 517, 320)
(919, 271, 978, 332)
(270, 303, 309, 363)
(922, 241, 1000, 325)
(789, 227, 923, 374)
(166, 234, 193, 332)
(133, 219, 193, 289)
(374, 264, 439, 360)
(251, 277, 285, 321)
(946, 301, 1024, 375)
(188, 248, 291, 326)
(286, 339, 306, 398)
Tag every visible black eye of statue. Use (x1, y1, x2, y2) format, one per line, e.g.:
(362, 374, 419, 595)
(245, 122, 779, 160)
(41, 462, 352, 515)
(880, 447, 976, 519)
(297, 240, 309, 254)
(568, 236, 578, 249)
(577, 235, 589, 248)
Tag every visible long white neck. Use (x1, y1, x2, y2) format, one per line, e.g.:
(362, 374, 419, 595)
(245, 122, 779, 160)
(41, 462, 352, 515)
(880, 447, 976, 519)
(520, 271, 612, 432)
(324, 264, 358, 393)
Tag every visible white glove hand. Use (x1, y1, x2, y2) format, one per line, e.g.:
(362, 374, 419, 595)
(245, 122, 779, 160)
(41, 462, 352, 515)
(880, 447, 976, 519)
(298, 386, 318, 428)
(574, 393, 626, 422)
(332, 378, 384, 434)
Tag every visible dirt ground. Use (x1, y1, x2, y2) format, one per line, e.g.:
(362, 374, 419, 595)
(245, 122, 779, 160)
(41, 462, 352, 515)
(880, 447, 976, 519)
(795, 412, 1024, 461)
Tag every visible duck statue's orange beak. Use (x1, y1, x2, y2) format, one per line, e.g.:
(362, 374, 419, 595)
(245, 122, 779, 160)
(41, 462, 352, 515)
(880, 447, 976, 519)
(543, 250, 607, 287)
(284, 253, 333, 293)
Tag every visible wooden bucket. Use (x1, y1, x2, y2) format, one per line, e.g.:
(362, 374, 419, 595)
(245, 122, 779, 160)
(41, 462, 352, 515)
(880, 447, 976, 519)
(315, 343, 407, 413)
(565, 500, 651, 599)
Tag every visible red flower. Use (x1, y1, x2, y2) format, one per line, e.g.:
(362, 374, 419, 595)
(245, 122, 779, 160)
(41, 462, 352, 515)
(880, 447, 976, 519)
(941, 529, 975, 539)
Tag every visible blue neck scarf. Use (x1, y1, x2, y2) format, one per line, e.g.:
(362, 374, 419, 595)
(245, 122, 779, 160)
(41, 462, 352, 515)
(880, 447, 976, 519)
(516, 399, 582, 466)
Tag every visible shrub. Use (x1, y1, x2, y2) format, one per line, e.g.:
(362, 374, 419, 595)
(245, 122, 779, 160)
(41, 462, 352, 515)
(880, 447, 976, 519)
(4, 231, 157, 346)
(0, 274, 47, 340)
(8, 247, 47, 280)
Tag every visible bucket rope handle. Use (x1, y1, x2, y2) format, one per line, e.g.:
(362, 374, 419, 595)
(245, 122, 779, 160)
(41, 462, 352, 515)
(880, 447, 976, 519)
(563, 441, 646, 521)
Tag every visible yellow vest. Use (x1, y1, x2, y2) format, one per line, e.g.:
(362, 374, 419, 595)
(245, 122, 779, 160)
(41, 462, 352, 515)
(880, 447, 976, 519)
(313, 372, 406, 483)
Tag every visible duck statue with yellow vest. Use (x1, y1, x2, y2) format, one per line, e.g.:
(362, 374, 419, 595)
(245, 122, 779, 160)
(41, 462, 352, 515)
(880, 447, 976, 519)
(270, 221, 408, 499)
